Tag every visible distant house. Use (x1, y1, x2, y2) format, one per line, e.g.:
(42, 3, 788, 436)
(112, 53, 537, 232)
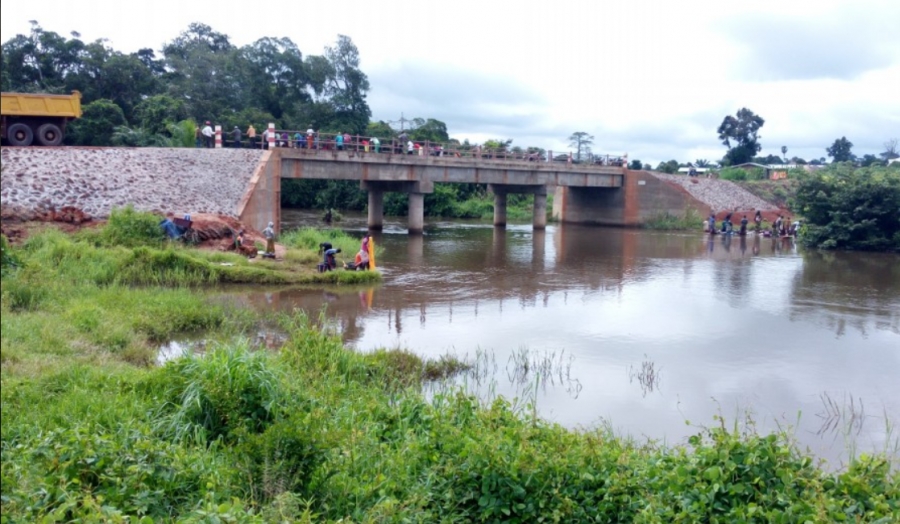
(677, 167, 712, 174)
(732, 162, 801, 180)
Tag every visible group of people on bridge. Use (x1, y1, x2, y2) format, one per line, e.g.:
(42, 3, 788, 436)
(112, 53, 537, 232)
(192, 122, 625, 166)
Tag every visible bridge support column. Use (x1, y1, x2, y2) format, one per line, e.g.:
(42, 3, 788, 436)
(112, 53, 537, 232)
(493, 192, 508, 227)
(533, 192, 547, 229)
(368, 190, 384, 230)
(408, 192, 425, 234)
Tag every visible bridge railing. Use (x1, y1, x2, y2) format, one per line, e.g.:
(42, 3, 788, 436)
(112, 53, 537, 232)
(263, 130, 627, 169)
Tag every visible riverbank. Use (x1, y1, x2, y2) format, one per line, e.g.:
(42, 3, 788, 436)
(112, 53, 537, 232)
(2, 218, 897, 521)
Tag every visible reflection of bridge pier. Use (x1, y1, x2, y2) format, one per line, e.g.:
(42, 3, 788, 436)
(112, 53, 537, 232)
(407, 234, 424, 267)
(532, 229, 546, 271)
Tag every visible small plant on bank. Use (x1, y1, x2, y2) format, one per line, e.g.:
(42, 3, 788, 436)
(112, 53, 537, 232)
(643, 208, 704, 230)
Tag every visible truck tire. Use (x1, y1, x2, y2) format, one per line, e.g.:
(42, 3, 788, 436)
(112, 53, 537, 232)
(7, 123, 34, 146)
(36, 123, 64, 146)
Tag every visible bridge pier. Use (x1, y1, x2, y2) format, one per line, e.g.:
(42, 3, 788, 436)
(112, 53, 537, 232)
(408, 193, 425, 234)
(490, 184, 547, 230)
(493, 192, 507, 227)
(533, 192, 547, 230)
(368, 190, 384, 230)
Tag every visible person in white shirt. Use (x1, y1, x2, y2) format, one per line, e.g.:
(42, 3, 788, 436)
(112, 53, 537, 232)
(201, 121, 214, 148)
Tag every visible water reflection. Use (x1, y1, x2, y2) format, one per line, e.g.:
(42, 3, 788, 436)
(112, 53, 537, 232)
(250, 210, 900, 464)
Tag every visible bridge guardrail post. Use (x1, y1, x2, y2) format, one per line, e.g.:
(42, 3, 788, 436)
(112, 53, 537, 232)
(214, 125, 222, 149)
(267, 123, 275, 150)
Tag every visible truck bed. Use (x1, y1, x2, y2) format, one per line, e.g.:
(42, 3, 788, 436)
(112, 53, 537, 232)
(1, 91, 82, 119)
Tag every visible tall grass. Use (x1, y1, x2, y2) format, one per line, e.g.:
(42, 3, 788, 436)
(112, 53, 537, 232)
(643, 208, 704, 230)
(2, 223, 897, 521)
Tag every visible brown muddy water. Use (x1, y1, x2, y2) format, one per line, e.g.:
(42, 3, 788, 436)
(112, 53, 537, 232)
(200, 210, 900, 466)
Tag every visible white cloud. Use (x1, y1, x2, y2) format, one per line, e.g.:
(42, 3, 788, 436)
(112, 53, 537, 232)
(2, 0, 897, 164)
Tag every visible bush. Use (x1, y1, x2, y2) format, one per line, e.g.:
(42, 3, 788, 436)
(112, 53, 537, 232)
(101, 206, 165, 247)
(156, 343, 283, 444)
(794, 164, 900, 252)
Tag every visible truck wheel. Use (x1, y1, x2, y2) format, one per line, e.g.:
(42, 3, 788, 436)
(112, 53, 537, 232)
(36, 123, 64, 146)
(7, 123, 34, 146)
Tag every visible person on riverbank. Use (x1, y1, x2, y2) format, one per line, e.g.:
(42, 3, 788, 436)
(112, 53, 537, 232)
(263, 222, 276, 258)
(708, 213, 717, 235)
(740, 215, 748, 236)
(754, 210, 762, 233)
(322, 248, 341, 271)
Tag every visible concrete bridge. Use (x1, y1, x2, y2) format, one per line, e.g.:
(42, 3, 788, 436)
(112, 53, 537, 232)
(239, 148, 705, 234)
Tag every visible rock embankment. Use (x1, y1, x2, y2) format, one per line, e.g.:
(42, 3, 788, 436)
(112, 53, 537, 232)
(1, 147, 266, 218)
(649, 172, 780, 214)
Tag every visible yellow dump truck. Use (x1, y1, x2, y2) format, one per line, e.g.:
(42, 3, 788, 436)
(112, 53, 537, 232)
(1, 90, 82, 146)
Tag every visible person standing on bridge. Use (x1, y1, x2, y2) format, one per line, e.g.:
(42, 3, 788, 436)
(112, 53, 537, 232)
(372, 136, 380, 153)
(232, 126, 242, 148)
(336, 132, 344, 151)
(200, 120, 213, 148)
(201, 121, 214, 148)
(246, 124, 257, 148)
(306, 126, 314, 149)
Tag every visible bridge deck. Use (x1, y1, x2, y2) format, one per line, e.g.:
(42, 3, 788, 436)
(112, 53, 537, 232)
(275, 148, 624, 188)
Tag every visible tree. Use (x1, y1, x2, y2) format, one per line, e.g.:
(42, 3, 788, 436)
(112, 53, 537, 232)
(161, 23, 242, 123)
(826, 136, 854, 162)
(629, 159, 643, 170)
(133, 94, 187, 136)
(409, 118, 449, 143)
(568, 132, 594, 162)
(881, 138, 899, 161)
(781, 145, 788, 163)
(239, 36, 310, 121)
(717, 108, 764, 165)
(859, 154, 882, 167)
(694, 159, 711, 168)
(366, 121, 395, 140)
(65, 99, 127, 146)
(321, 35, 371, 134)
(656, 160, 679, 174)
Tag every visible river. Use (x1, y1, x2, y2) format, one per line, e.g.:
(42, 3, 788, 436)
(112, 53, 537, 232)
(217, 210, 900, 466)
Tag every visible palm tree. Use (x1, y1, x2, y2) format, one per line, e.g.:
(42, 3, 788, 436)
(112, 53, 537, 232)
(694, 159, 710, 167)
(781, 145, 788, 163)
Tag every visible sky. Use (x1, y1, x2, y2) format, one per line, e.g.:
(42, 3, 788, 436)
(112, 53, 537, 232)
(2, 0, 899, 165)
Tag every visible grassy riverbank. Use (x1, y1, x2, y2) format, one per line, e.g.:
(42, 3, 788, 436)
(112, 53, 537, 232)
(2, 221, 898, 522)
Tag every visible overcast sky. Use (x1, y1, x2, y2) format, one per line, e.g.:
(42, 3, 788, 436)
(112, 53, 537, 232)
(3, 0, 898, 165)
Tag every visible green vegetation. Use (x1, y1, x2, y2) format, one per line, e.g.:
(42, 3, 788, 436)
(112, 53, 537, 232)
(3, 211, 898, 521)
(737, 179, 800, 208)
(719, 166, 762, 181)
(643, 208, 704, 230)
(793, 163, 900, 252)
(2, 287, 898, 521)
(282, 180, 552, 222)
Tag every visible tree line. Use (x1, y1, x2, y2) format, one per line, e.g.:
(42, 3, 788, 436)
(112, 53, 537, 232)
(2, 21, 372, 146)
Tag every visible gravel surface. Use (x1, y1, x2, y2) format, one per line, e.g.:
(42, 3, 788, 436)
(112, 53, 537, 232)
(1, 147, 265, 218)
(649, 172, 780, 213)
